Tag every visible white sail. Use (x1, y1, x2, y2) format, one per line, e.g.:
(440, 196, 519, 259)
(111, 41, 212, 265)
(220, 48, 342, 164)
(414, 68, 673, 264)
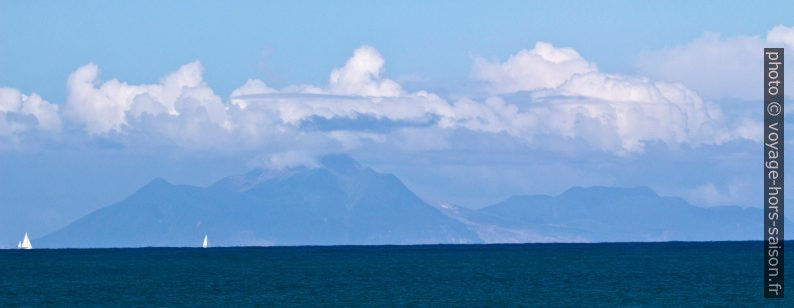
(17, 241, 21, 249)
(202, 235, 208, 248)
(20, 232, 32, 249)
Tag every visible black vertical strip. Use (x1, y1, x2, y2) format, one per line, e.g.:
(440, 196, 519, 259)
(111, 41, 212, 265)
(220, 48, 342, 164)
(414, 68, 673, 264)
(764, 47, 784, 298)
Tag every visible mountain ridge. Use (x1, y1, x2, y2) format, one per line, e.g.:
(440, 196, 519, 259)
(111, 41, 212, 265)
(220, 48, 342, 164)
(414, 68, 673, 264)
(36, 155, 480, 248)
(34, 156, 778, 247)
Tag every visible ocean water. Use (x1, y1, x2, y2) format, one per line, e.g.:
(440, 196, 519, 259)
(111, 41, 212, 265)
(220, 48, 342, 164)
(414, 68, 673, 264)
(0, 241, 789, 306)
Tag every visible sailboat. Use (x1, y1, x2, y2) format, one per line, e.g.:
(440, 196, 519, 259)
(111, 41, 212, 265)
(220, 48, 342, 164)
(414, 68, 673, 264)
(202, 235, 208, 248)
(19, 232, 32, 249)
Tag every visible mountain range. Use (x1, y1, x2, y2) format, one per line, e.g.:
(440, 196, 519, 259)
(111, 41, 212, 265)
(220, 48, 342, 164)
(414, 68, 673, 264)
(35, 155, 780, 248)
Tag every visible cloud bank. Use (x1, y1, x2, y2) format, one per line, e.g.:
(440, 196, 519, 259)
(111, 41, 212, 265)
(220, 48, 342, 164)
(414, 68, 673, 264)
(5, 26, 792, 157)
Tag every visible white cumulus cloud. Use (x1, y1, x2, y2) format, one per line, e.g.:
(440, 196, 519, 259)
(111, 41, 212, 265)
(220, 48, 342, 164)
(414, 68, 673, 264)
(472, 42, 597, 94)
(328, 45, 403, 97)
(0, 87, 61, 136)
(635, 25, 794, 101)
(768, 25, 794, 49)
(466, 42, 742, 153)
(65, 61, 230, 135)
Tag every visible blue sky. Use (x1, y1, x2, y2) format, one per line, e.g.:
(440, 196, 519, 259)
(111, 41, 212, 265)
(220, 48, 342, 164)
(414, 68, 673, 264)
(3, 1, 792, 101)
(1, 1, 793, 243)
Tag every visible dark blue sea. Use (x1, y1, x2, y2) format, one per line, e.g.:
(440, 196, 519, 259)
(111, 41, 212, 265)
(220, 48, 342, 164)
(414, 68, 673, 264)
(0, 241, 789, 306)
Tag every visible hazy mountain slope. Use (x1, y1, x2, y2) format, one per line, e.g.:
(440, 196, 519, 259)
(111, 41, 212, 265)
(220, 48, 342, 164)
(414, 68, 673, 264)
(36, 157, 778, 247)
(37, 155, 480, 248)
(478, 186, 782, 242)
(36, 179, 268, 248)
(224, 155, 480, 245)
(432, 202, 590, 243)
